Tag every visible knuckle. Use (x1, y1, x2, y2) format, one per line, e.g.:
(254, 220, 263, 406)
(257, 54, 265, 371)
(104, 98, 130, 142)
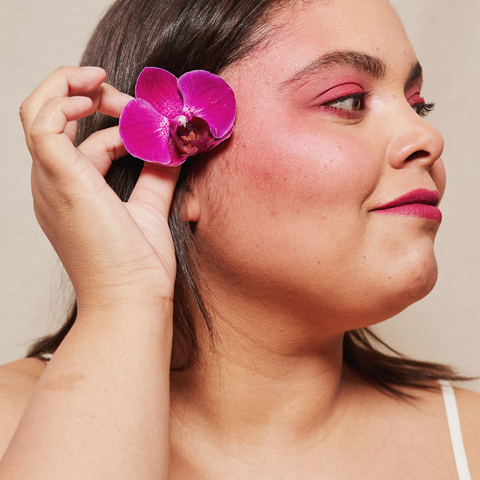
(80, 130, 119, 163)
(100, 136, 119, 163)
(51, 66, 73, 88)
(56, 65, 72, 76)
(29, 122, 46, 143)
(55, 65, 80, 83)
(30, 97, 64, 141)
(19, 99, 31, 124)
(46, 96, 64, 109)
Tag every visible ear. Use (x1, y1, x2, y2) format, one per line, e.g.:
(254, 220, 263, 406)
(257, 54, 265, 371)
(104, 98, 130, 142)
(184, 185, 201, 223)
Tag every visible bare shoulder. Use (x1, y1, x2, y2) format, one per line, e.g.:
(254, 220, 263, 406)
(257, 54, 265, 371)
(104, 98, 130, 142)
(378, 382, 480, 477)
(454, 386, 480, 474)
(0, 358, 46, 457)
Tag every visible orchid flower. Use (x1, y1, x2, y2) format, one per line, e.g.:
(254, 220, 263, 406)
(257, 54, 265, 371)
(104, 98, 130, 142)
(119, 67, 236, 166)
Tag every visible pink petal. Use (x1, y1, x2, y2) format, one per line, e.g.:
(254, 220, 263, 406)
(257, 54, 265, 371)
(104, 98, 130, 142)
(167, 137, 188, 167)
(135, 67, 183, 119)
(178, 70, 236, 138)
(217, 122, 234, 142)
(119, 99, 172, 165)
(203, 122, 234, 151)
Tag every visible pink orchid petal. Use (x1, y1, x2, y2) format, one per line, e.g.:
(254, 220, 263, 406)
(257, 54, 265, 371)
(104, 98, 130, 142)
(178, 70, 236, 138)
(135, 67, 184, 119)
(119, 99, 172, 165)
(203, 123, 234, 151)
(218, 122, 234, 142)
(167, 137, 188, 167)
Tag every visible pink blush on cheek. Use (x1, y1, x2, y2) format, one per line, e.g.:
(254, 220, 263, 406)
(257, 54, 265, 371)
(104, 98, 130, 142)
(218, 75, 379, 215)
(227, 125, 379, 216)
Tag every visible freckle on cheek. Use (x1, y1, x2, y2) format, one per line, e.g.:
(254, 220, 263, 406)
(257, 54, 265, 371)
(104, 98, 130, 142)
(43, 373, 86, 392)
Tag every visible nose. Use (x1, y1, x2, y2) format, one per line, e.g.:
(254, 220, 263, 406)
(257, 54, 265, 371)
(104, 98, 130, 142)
(385, 110, 444, 170)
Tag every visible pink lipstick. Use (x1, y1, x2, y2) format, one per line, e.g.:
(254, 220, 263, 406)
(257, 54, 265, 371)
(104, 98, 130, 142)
(371, 188, 442, 222)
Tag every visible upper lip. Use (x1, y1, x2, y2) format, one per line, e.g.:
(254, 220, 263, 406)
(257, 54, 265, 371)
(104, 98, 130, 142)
(372, 188, 440, 211)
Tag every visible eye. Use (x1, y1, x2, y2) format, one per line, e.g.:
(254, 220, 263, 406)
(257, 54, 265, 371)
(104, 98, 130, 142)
(330, 96, 363, 111)
(324, 93, 368, 112)
(320, 92, 371, 118)
(408, 93, 435, 118)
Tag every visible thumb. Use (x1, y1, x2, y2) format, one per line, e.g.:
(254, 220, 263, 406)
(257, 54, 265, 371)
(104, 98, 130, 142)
(128, 163, 182, 219)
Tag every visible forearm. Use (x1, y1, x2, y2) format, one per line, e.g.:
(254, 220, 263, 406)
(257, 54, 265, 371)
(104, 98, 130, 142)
(9, 65, 180, 478)
(0, 299, 173, 479)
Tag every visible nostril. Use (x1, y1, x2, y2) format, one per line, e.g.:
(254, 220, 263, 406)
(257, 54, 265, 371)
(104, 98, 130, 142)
(405, 150, 429, 162)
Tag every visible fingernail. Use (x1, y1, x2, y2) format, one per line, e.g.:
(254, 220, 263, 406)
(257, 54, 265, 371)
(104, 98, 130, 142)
(81, 66, 104, 71)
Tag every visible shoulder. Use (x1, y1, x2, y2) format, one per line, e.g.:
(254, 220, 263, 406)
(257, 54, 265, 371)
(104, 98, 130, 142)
(454, 386, 480, 475)
(345, 375, 477, 477)
(0, 358, 46, 458)
(380, 382, 479, 476)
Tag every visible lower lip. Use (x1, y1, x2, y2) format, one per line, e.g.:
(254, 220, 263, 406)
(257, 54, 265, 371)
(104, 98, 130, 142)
(373, 204, 442, 222)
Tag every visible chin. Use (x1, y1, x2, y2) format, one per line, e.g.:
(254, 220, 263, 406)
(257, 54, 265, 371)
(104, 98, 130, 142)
(402, 260, 438, 303)
(369, 255, 439, 325)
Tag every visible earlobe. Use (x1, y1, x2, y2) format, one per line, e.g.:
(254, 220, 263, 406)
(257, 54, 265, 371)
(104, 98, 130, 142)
(185, 189, 201, 223)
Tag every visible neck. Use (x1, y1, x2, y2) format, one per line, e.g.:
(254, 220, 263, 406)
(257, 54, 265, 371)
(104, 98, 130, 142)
(170, 306, 351, 450)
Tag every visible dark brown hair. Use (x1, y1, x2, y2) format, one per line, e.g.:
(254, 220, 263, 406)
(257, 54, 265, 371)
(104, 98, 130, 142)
(28, 0, 470, 396)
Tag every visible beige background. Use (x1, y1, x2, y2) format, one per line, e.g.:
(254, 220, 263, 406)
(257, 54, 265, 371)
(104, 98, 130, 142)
(1, 0, 479, 392)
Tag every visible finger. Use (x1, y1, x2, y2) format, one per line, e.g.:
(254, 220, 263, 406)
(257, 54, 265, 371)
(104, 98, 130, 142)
(66, 84, 132, 151)
(129, 163, 181, 219)
(77, 126, 128, 176)
(65, 120, 78, 143)
(84, 83, 134, 120)
(30, 96, 95, 176)
(20, 66, 106, 136)
(40, 85, 132, 146)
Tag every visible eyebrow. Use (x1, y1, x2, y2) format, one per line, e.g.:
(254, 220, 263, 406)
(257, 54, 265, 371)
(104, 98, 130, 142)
(282, 50, 423, 87)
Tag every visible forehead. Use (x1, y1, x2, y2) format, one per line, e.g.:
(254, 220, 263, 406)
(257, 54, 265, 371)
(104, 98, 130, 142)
(225, 0, 416, 86)
(278, 0, 411, 56)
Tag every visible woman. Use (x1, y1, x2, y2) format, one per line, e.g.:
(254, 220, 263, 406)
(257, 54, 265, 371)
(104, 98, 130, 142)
(0, 0, 478, 477)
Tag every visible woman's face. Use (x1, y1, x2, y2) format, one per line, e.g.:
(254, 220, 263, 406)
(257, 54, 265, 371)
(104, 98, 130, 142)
(191, 0, 446, 332)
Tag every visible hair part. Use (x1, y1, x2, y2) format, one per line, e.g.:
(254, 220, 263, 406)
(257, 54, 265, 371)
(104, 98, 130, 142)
(28, 0, 472, 397)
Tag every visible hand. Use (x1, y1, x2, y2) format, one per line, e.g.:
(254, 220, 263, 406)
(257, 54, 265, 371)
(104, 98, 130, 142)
(20, 66, 181, 311)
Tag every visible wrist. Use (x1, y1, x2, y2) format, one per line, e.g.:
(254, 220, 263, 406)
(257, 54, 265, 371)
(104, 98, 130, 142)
(74, 279, 175, 311)
(76, 291, 174, 326)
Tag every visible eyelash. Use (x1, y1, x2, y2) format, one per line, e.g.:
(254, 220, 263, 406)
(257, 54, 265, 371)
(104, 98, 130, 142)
(413, 101, 435, 118)
(322, 93, 436, 118)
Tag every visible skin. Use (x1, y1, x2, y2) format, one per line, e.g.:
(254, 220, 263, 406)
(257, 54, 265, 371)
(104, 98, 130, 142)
(192, 0, 445, 337)
(0, 0, 478, 478)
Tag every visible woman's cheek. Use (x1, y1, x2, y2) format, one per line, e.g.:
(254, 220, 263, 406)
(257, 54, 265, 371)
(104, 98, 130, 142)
(226, 125, 381, 215)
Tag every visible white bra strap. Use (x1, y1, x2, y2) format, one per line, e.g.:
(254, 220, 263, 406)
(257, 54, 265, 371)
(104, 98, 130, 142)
(39, 352, 53, 363)
(439, 380, 472, 480)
